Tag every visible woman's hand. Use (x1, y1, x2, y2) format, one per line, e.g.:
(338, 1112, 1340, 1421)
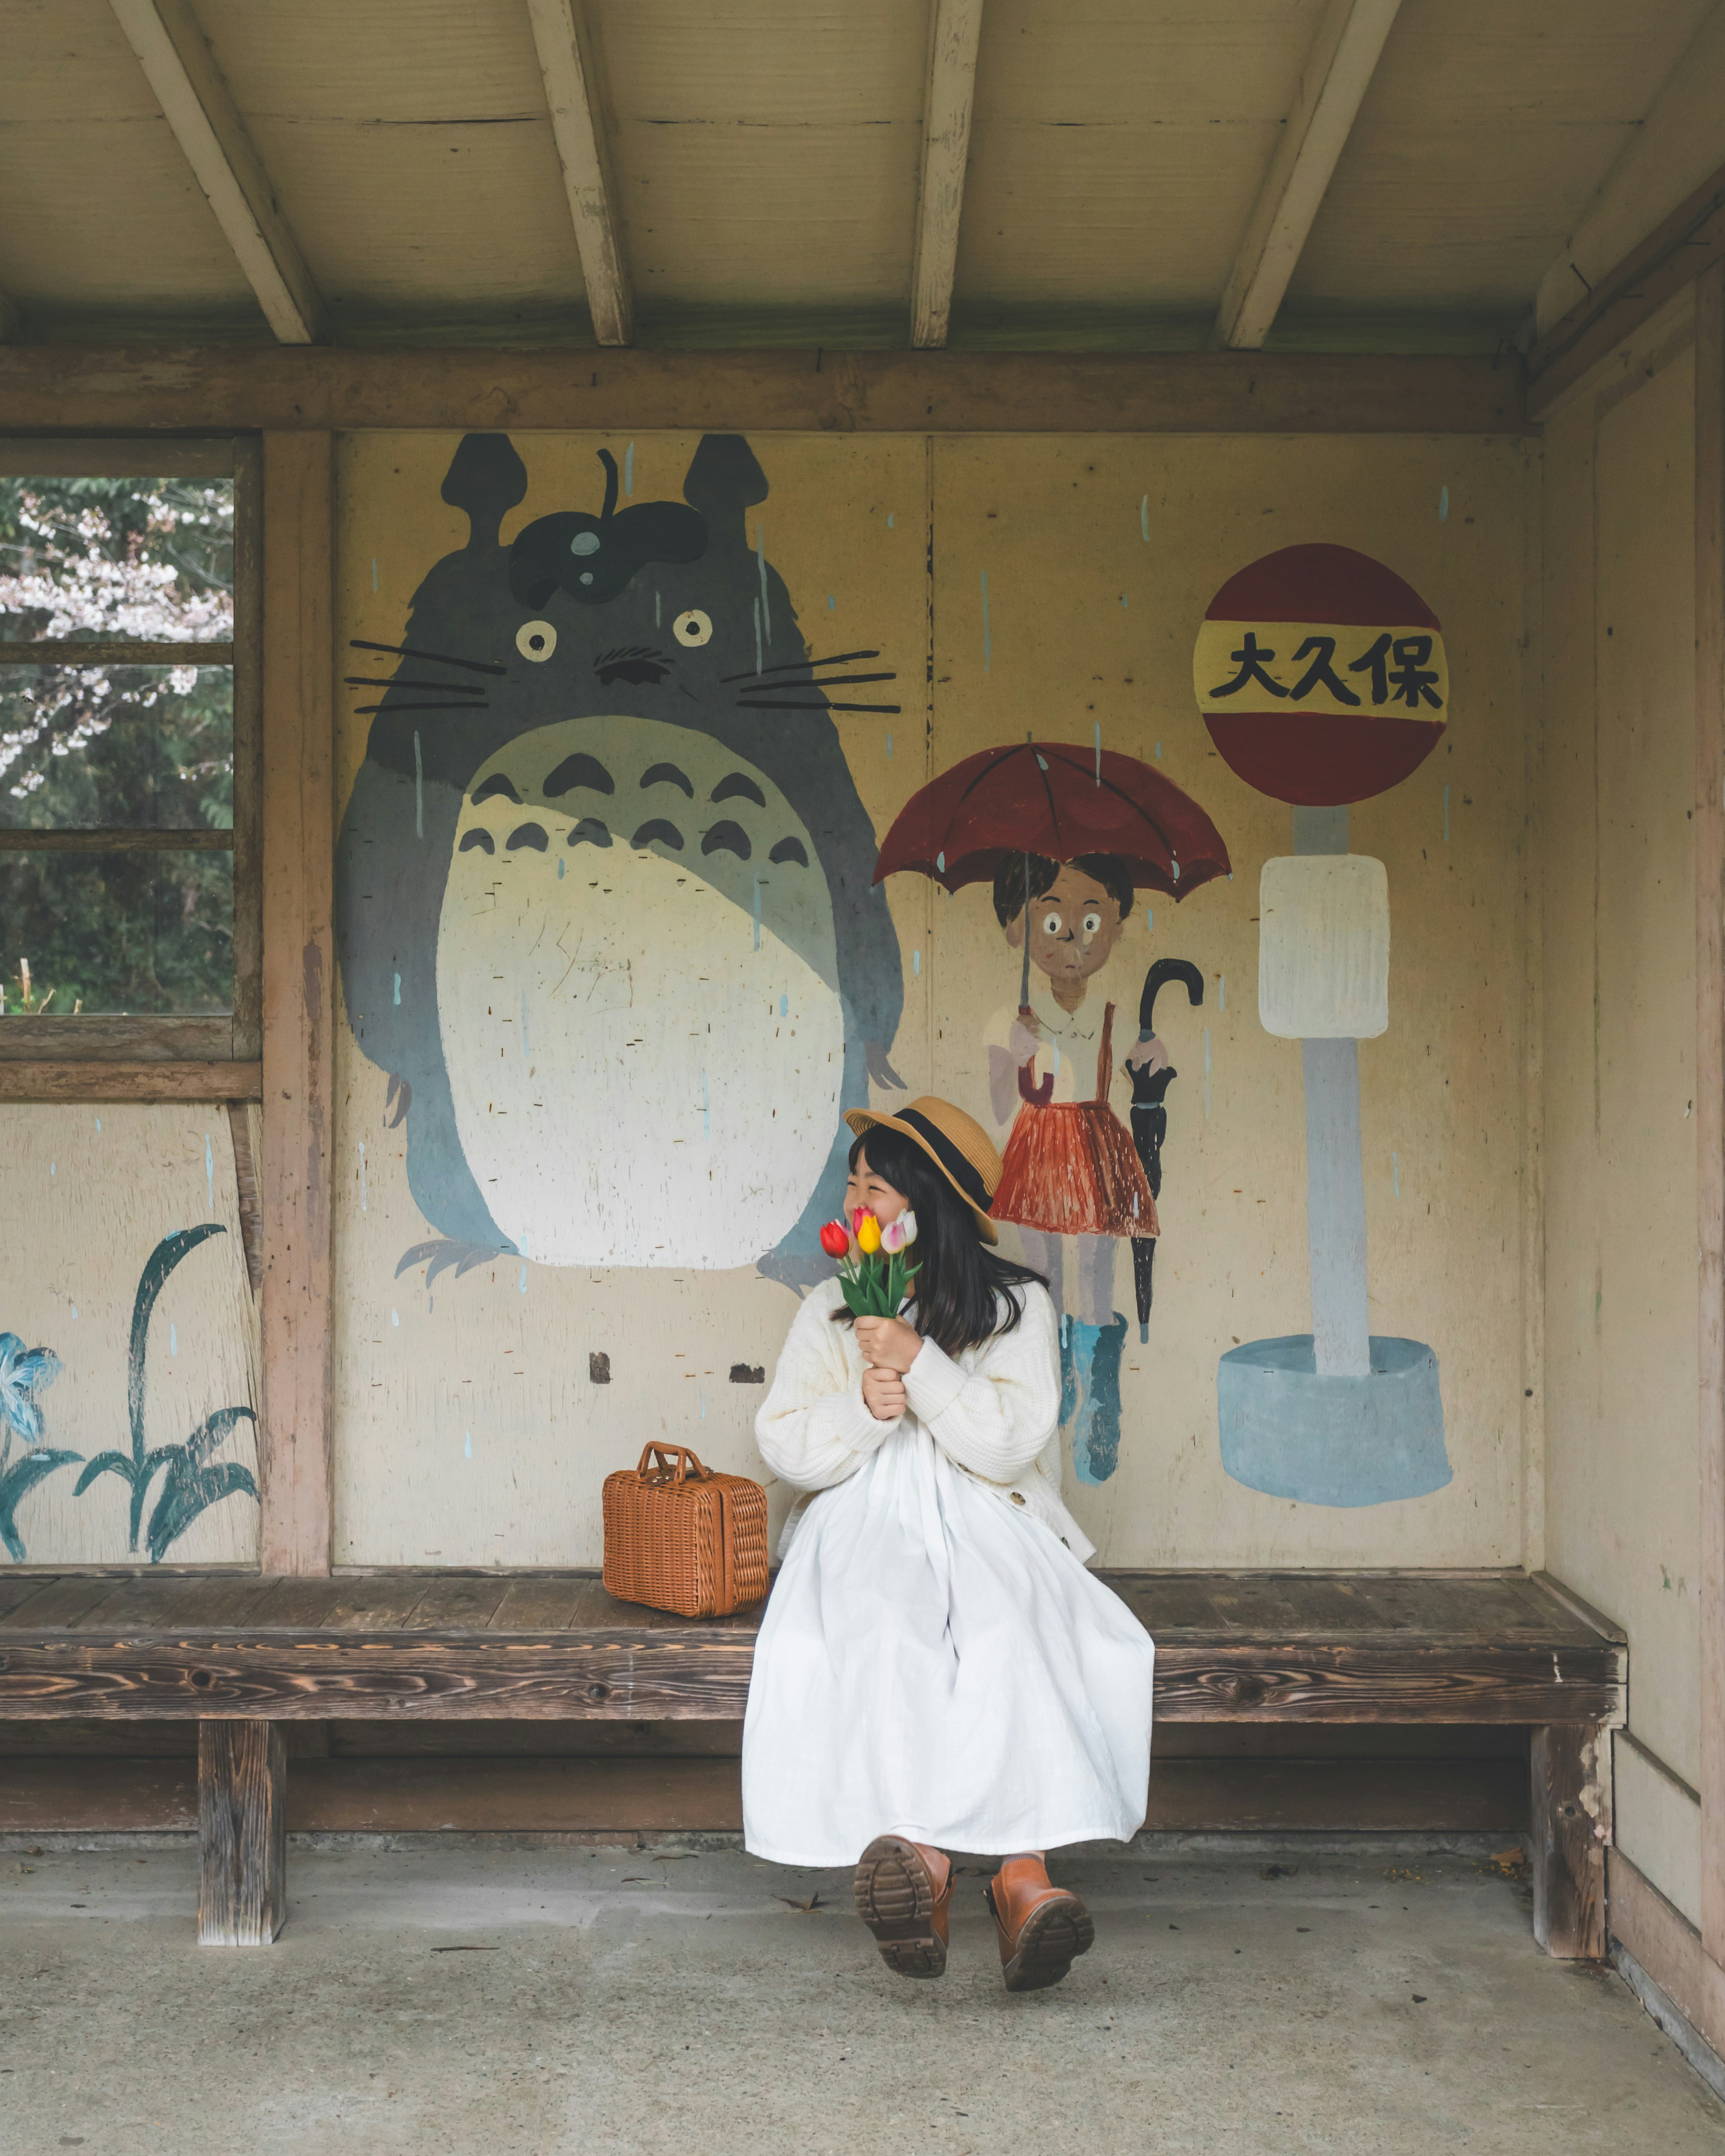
(861, 1366, 907, 1422)
(853, 1314, 923, 1374)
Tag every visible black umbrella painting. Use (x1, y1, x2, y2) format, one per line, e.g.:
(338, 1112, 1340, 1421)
(1128, 959, 1204, 1342)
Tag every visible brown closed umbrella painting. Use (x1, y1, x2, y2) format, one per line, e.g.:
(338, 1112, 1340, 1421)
(874, 740, 1230, 1484)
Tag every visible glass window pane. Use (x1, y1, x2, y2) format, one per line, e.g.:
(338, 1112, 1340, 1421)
(0, 851, 232, 1015)
(0, 475, 233, 644)
(0, 663, 233, 828)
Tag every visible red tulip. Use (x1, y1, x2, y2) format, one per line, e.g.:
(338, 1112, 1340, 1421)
(818, 1219, 851, 1258)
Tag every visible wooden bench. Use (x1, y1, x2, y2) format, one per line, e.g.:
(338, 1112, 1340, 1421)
(0, 1566, 1624, 1953)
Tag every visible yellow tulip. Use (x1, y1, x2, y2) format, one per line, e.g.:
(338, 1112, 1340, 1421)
(855, 1212, 882, 1254)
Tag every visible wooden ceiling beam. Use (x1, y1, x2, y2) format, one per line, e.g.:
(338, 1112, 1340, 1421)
(1526, 159, 1725, 416)
(0, 347, 1527, 436)
(107, 0, 324, 346)
(525, 0, 632, 348)
(1212, 0, 1403, 351)
(910, 0, 986, 350)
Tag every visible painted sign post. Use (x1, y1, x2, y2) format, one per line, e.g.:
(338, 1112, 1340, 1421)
(1195, 544, 1451, 1506)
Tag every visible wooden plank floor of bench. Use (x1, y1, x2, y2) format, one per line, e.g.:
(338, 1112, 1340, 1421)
(0, 1568, 1625, 1726)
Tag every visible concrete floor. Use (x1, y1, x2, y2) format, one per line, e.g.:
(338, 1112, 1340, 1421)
(3, 1838, 1723, 2155)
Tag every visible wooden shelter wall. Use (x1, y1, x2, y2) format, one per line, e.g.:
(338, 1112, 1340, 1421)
(328, 426, 1529, 1571)
(0, 405, 1532, 1578)
(1540, 289, 1705, 1928)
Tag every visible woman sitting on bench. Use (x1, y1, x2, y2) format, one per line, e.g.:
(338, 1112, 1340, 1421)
(741, 1096, 1157, 1991)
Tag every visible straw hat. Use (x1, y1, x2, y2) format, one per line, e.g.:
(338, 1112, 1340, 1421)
(843, 1095, 1004, 1244)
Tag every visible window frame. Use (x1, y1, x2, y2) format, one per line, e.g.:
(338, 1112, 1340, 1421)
(0, 436, 261, 1078)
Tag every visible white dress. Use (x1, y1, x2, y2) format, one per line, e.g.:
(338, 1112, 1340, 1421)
(741, 1279, 1155, 1867)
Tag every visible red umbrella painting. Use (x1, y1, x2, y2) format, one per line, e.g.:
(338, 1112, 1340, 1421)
(876, 735, 1230, 1016)
(874, 741, 1230, 1480)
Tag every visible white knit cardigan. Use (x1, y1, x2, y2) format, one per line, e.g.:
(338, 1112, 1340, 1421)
(754, 1277, 1094, 1564)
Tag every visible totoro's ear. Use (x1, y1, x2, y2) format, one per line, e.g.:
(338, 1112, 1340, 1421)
(441, 434, 529, 549)
(681, 435, 768, 538)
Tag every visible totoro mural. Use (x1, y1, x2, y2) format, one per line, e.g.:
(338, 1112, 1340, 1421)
(336, 434, 906, 1286)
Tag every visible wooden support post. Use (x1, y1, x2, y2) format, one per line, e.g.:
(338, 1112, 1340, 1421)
(259, 433, 336, 1575)
(1697, 255, 1725, 2027)
(198, 1719, 287, 1945)
(1530, 1721, 1611, 1958)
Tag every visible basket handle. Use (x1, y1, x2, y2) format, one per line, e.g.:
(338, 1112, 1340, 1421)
(635, 1442, 710, 1485)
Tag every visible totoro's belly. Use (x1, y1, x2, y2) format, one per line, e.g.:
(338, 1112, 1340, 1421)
(435, 714, 845, 1268)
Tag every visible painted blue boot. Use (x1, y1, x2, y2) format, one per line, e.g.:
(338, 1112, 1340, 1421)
(1068, 1320, 1104, 1484)
(1058, 1315, 1080, 1428)
(1081, 1314, 1128, 1483)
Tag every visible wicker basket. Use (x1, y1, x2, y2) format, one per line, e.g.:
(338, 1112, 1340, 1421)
(601, 1443, 770, 1619)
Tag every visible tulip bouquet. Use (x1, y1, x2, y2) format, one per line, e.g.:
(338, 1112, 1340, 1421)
(819, 1209, 919, 1318)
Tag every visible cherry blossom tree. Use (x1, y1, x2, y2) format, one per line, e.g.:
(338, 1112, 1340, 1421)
(0, 477, 234, 1015)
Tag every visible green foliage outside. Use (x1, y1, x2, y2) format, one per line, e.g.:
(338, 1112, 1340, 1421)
(0, 474, 235, 1015)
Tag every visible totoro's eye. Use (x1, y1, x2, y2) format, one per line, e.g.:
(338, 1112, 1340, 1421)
(672, 609, 713, 648)
(1041, 911, 1063, 937)
(516, 620, 557, 662)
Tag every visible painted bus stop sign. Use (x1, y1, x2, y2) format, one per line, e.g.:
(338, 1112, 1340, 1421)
(1194, 543, 1446, 808)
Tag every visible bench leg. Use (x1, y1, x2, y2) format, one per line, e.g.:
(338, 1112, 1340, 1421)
(198, 1719, 287, 1945)
(1530, 1721, 1611, 1958)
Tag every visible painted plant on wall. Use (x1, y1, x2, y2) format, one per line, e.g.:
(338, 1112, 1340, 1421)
(336, 433, 905, 1286)
(0, 1225, 257, 1565)
(75, 1224, 259, 1562)
(874, 741, 1230, 1483)
(0, 1331, 74, 1561)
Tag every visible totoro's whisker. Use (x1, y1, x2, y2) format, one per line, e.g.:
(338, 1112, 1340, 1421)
(350, 638, 507, 677)
(719, 649, 880, 684)
(344, 676, 488, 694)
(736, 699, 901, 715)
(354, 702, 492, 715)
(744, 672, 897, 689)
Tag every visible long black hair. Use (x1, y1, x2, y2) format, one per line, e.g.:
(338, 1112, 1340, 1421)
(831, 1125, 1047, 1356)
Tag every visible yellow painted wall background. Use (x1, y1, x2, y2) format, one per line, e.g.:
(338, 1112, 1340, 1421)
(1542, 294, 1703, 1926)
(330, 426, 1534, 1570)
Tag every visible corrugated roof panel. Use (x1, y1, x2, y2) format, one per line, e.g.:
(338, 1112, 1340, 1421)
(0, 0, 259, 323)
(196, 0, 588, 330)
(1287, 0, 1717, 323)
(596, 0, 929, 326)
(955, 0, 1327, 325)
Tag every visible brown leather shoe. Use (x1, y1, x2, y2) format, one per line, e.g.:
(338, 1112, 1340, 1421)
(853, 1835, 952, 1979)
(984, 1856, 1094, 1992)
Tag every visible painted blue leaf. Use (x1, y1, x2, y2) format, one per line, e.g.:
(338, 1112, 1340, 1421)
(185, 1407, 257, 1469)
(0, 1448, 81, 1563)
(146, 1457, 259, 1564)
(74, 1449, 131, 1496)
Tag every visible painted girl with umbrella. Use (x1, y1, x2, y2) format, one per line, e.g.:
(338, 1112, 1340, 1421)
(874, 741, 1230, 1484)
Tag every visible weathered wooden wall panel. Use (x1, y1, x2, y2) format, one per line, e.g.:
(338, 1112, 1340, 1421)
(925, 433, 1531, 1565)
(260, 431, 335, 1576)
(1541, 292, 1705, 1933)
(330, 425, 1529, 1569)
(0, 1105, 259, 1568)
